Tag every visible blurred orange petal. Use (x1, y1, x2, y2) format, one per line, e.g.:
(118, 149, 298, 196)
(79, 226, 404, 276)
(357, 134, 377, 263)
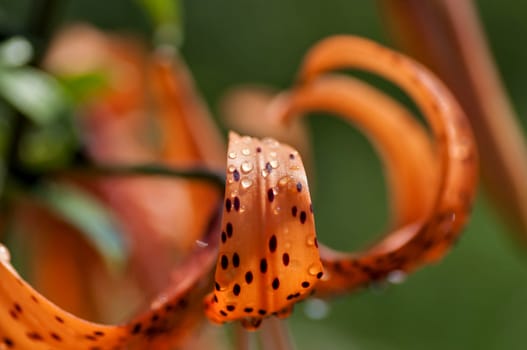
(220, 85, 311, 165)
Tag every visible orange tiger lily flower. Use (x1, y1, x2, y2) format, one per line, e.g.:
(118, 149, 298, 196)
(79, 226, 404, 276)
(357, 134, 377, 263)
(0, 31, 478, 350)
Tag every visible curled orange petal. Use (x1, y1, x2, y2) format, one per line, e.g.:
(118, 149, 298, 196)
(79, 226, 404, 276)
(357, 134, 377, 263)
(275, 35, 478, 296)
(270, 74, 437, 227)
(0, 213, 219, 349)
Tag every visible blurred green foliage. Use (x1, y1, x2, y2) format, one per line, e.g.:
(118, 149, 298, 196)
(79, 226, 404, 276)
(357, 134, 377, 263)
(1, 0, 527, 349)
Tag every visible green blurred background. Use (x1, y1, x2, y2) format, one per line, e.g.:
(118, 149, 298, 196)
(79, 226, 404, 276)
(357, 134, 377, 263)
(2, 1, 527, 349)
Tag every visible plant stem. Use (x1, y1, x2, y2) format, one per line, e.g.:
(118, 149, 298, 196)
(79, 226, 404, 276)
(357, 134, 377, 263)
(234, 324, 252, 350)
(57, 163, 226, 190)
(259, 318, 296, 350)
(28, 0, 65, 65)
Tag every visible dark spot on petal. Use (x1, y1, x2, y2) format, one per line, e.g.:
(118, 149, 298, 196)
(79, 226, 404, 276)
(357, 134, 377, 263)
(244, 307, 253, 313)
(260, 259, 268, 273)
(55, 316, 64, 323)
(282, 253, 290, 266)
(220, 310, 228, 317)
(267, 188, 274, 202)
(221, 232, 227, 243)
(178, 299, 188, 309)
(269, 235, 277, 253)
(233, 170, 240, 181)
(300, 211, 307, 224)
(226, 223, 233, 237)
(14, 303, 22, 313)
(258, 309, 267, 315)
(50, 332, 62, 341)
(131, 323, 142, 334)
(213, 295, 218, 303)
(289, 153, 295, 160)
(232, 253, 240, 267)
(3, 337, 13, 347)
(221, 255, 229, 270)
(233, 284, 241, 296)
(309, 203, 313, 213)
(225, 198, 232, 212)
(296, 182, 303, 192)
(292, 206, 297, 217)
(26, 332, 43, 341)
(301, 281, 310, 288)
(287, 294, 294, 300)
(265, 162, 272, 173)
(245, 271, 253, 284)
(215, 282, 221, 291)
(227, 305, 236, 312)
(272, 278, 280, 290)
(234, 197, 240, 211)
(316, 272, 323, 279)
(94, 331, 104, 337)
(256, 147, 262, 153)
(314, 237, 318, 248)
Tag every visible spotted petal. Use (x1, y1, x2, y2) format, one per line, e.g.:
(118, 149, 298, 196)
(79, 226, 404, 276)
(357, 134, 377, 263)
(205, 133, 322, 330)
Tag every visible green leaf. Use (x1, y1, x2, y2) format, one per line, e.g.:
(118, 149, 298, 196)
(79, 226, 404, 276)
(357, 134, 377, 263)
(138, 0, 184, 47)
(0, 36, 33, 67)
(0, 67, 70, 125)
(34, 182, 128, 273)
(58, 70, 109, 104)
(18, 121, 78, 171)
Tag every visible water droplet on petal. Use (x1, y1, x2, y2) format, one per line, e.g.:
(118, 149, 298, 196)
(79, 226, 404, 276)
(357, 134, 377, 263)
(241, 161, 253, 173)
(241, 178, 253, 189)
(242, 136, 252, 144)
(270, 159, 279, 169)
(308, 264, 319, 276)
(306, 237, 315, 246)
(228, 151, 237, 159)
(261, 169, 269, 178)
(151, 294, 168, 309)
(195, 240, 209, 248)
(278, 176, 290, 187)
(0, 245, 10, 263)
(269, 151, 277, 158)
(273, 207, 281, 215)
(387, 270, 406, 284)
(304, 298, 330, 320)
(228, 165, 236, 173)
(241, 148, 251, 156)
(263, 138, 279, 148)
